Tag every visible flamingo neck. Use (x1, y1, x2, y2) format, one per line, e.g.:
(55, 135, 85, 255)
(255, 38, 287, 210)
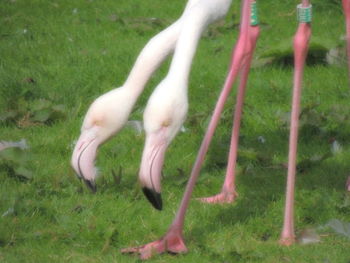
(167, 0, 232, 84)
(166, 9, 213, 86)
(122, 23, 180, 97)
(165, 0, 229, 86)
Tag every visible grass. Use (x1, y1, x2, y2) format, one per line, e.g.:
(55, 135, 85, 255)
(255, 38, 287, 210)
(1, 0, 350, 262)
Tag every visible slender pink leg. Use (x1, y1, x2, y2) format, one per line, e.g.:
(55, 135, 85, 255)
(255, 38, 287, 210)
(342, 0, 350, 191)
(199, 24, 260, 204)
(121, 0, 255, 259)
(280, 0, 311, 246)
(343, 0, 350, 86)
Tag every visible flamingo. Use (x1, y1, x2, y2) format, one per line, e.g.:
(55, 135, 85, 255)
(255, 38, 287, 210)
(71, 0, 204, 191)
(138, 0, 232, 210)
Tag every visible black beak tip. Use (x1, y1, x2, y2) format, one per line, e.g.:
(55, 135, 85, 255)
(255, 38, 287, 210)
(83, 179, 97, 193)
(142, 187, 163, 210)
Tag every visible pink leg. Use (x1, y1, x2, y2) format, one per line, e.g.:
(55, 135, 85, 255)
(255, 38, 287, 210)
(342, 0, 350, 191)
(121, 0, 255, 259)
(280, 0, 311, 246)
(343, 0, 350, 86)
(121, 225, 187, 260)
(199, 26, 260, 204)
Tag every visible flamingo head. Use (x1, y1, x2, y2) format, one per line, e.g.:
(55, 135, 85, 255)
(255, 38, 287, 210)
(71, 88, 132, 192)
(71, 125, 101, 192)
(138, 79, 188, 210)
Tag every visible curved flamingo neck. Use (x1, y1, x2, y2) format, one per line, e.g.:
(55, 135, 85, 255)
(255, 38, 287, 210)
(123, 30, 176, 96)
(167, 15, 209, 86)
(167, 0, 232, 86)
(122, 0, 204, 98)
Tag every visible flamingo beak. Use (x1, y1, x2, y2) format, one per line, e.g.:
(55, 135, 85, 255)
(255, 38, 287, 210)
(142, 187, 163, 210)
(139, 133, 168, 210)
(71, 130, 99, 193)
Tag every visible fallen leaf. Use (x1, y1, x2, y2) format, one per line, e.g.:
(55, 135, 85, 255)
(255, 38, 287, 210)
(0, 147, 30, 163)
(331, 140, 342, 155)
(297, 228, 321, 245)
(126, 120, 143, 135)
(276, 110, 290, 127)
(257, 136, 266, 144)
(0, 139, 28, 152)
(0, 145, 34, 182)
(31, 109, 51, 123)
(2, 207, 15, 217)
(337, 193, 350, 210)
(324, 219, 350, 240)
(326, 46, 347, 66)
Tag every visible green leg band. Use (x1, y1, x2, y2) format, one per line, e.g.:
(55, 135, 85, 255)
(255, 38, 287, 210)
(251, 1, 259, 26)
(297, 4, 312, 23)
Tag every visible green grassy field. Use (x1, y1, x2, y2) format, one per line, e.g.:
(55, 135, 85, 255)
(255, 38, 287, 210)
(1, 0, 350, 262)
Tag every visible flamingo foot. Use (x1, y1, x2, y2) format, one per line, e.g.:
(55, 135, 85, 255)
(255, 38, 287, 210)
(121, 230, 188, 260)
(279, 236, 295, 246)
(198, 190, 238, 204)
